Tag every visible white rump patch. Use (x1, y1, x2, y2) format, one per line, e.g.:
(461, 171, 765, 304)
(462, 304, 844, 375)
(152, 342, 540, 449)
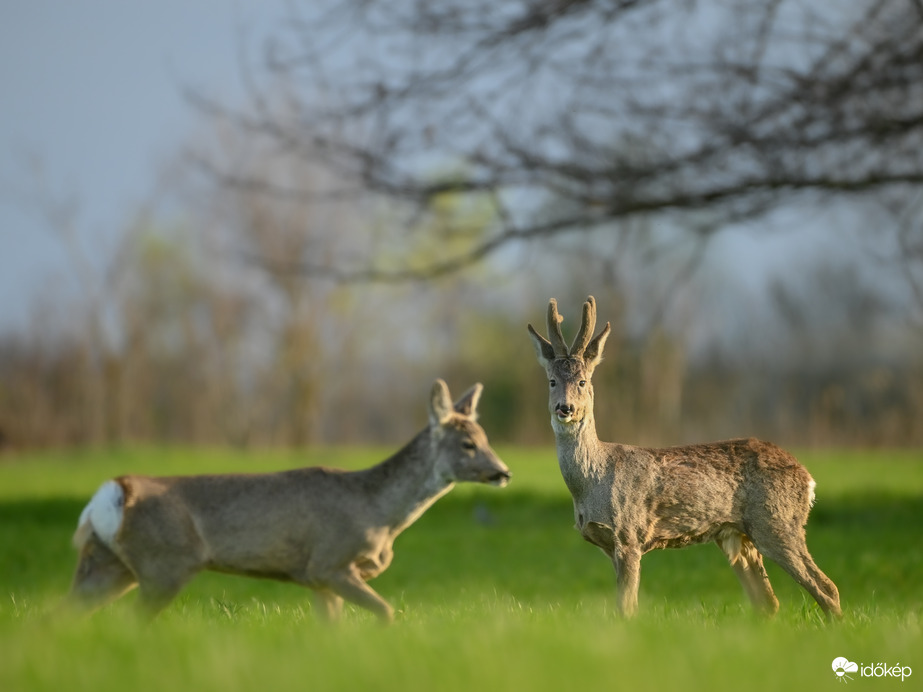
(77, 480, 124, 549)
(808, 478, 817, 507)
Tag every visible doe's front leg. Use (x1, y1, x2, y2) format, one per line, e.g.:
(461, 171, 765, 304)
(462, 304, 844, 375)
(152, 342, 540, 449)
(307, 564, 395, 624)
(313, 588, 344, 622)
(330, 571, 395, 624)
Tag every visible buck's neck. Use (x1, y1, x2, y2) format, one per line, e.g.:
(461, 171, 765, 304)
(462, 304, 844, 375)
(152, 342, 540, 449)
(552, 407, 606, 491)
(362, 429, 454, 535)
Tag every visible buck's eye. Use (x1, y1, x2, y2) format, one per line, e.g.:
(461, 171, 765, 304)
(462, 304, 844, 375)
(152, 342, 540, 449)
(579, 380, 587, 387)
(549, 379, 556, 388)
(462, 440, 476, 451)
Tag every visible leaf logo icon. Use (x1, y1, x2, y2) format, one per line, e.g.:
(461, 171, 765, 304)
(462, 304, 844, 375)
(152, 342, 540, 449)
(832, 657, 859, 683)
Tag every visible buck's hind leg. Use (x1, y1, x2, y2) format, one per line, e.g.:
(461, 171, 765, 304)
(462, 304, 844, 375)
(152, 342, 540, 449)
(716, 532, 779, 615)
(782, 549, 842, 620)
(70, 533, 137, 612)
(735, 547, 780, 616)
(750, 527, 842, 619)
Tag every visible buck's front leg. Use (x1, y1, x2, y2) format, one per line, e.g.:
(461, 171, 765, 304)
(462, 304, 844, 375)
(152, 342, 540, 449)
(612, 546, 642, 618)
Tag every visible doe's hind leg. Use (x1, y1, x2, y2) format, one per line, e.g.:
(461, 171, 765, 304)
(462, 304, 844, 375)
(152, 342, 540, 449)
(135, 580, 190, 619)
(131, 558, 200, 619)
(70, 533, 137, 612)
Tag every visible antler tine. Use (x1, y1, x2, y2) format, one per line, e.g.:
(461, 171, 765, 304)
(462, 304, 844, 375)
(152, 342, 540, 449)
(546, 299, 569, 357)
(569, 296, 597, 357)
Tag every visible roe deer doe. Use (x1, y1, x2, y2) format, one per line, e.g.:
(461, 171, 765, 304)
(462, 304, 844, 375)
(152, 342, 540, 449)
(528, 296, 841, 619)
(69, 379, 510, 623)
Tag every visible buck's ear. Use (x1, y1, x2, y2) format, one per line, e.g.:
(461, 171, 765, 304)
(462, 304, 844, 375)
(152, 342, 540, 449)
(429, 379, 454, 426)
(583, 322, 611, 370)
(527, 324, 556, 368)
(453, 383, 483, 419)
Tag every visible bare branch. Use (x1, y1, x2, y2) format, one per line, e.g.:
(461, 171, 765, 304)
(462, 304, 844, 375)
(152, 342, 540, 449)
(188, 0, 923, 282)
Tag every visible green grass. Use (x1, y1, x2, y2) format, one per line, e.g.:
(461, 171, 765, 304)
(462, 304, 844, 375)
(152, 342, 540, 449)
(1, 446, 921, 691)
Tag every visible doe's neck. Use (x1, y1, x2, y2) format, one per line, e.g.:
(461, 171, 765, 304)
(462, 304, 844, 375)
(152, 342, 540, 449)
(366, 428, 454, 534)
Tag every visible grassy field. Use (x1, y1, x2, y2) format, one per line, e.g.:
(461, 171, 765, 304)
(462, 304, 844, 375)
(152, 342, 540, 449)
(1, 446, 921, 691)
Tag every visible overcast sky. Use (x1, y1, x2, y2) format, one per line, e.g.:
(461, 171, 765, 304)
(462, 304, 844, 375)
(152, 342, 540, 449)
(0, 1, 281, 334)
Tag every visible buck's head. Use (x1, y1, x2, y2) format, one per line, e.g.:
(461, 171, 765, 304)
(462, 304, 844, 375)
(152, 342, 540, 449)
(428, 380, 511, 487)
(527, 296, 611, 434)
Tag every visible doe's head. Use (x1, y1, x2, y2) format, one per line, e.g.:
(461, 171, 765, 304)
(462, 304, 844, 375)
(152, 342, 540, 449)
(428, 379, 511, 487)
(527, 296, 611, 430)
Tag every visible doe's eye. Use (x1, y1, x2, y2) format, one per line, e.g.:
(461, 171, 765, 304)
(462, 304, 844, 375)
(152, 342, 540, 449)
(462, 440, 476, 451)
(579, 380, 587, 387)
(549, 379, 556, 388)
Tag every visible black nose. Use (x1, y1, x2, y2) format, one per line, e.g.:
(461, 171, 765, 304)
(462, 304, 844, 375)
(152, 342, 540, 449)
(556, 404, 575, 415)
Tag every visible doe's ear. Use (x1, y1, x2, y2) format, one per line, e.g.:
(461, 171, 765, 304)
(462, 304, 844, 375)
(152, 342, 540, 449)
(453, 383, 483, 419)
(527, 324, 556, 368)
(429, 379, 454, 426)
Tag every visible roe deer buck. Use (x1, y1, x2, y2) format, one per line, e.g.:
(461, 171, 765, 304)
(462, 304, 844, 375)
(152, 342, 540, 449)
(528, 296, 841, 619)
(69, 379, 510, 623)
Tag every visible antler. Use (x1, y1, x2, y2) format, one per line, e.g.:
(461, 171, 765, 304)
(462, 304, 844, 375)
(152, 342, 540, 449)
(546, 299, 569, 357)
(569, 296, 597, 357)
(529, 296, 610, 364)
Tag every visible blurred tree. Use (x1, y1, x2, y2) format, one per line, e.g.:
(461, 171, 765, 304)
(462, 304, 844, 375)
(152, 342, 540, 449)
(190, 0, 923, 282)
(7, 0, 923, 451)
(116, 230, 236, 443)
(889, 192, 923, 329)
(21, 157, 132, 445)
